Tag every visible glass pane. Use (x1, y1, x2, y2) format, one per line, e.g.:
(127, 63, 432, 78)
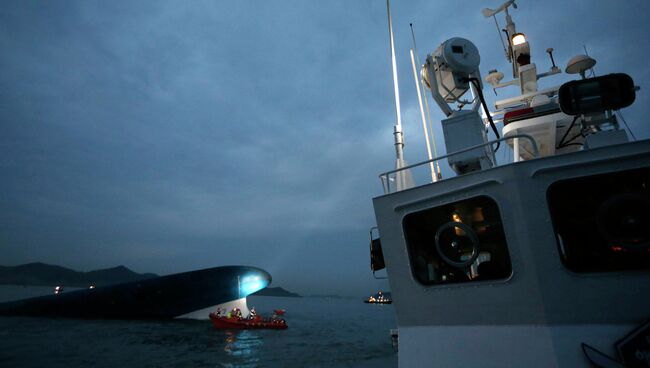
(403, 196, 512, 285)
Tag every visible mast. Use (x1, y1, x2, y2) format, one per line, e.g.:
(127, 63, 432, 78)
(386, 0, 413, 191)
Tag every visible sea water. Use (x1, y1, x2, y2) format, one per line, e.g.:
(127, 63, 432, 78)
(0, 287, 397, 367)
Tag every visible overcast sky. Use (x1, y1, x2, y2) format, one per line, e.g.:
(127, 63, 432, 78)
(1, 1, 649, 296)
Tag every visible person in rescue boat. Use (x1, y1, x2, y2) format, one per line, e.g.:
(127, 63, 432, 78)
(232, 308, 242, 320)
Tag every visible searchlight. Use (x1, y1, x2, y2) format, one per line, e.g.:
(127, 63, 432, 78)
(237, 273, 270, 298)
(511, 33, 526, 46)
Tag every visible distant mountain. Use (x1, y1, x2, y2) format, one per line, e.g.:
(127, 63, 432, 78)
(0, 263, 158, 287)
(253, 287, 301, 298)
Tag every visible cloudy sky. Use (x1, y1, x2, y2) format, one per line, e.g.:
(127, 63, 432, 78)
(1, 0, 649, 296)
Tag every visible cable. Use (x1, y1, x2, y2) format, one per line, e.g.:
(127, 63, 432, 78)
(616, 110, 637, 141)
(583, 45, 597, 78)
(467, 78, 500, 152)
(492, 15, 508, 59)
(557, 116, 579, 148)
(563, 130, 586, 146)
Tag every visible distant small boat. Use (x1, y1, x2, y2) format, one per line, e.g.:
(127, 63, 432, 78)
(209, 313, 288, 330)
(365, 291, 392, 304)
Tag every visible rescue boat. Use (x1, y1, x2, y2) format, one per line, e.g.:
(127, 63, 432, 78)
(209, 312, 288, 330)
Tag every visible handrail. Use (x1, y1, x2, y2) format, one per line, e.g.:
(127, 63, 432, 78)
(379, 133, 539, 193)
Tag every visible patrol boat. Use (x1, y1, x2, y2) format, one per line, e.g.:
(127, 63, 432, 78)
(370, 1, 649, 366)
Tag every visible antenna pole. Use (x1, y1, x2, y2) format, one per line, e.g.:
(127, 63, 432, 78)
(386, 0, 413, 191)
(387, 0, 404, 162)
(409, 22, 442, 180)
(387, 0, 402, 130)
(583, 44, 596, 77)
(410, 48, 436, 182)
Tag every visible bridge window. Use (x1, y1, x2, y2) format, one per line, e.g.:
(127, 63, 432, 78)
(547, 167, 650, 272)
(403, 196, 512, 285)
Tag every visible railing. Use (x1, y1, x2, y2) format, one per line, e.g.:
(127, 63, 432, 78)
(379, 134, 540, 194)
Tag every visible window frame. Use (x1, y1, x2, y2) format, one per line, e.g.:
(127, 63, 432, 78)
(401, 194, 514, 287)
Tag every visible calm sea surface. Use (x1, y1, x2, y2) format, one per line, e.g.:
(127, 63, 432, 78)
(0, 286, 397, 368)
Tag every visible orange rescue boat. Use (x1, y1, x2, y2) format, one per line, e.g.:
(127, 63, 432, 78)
(209, 312, 288, 330)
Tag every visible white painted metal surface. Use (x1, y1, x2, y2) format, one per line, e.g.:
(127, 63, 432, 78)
(373, 141, 650, 367)
(175, 297, 250, 320)
(398, 324, 633, 368)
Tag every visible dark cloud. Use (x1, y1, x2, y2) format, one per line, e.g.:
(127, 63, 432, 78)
(1, 0, 649, 296)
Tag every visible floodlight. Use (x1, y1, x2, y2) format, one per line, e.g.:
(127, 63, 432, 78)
(558, 73, 636, 115)
(511, 33, 526, 46)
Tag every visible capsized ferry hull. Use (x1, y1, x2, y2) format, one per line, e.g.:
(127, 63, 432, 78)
(0, 265, 270, 319)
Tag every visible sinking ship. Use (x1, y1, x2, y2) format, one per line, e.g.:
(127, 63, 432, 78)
(0, 265, 269, 319)
(370, 1, 649, 367)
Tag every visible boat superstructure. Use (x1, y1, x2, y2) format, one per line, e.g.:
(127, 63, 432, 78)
(370, 1, 649, 367)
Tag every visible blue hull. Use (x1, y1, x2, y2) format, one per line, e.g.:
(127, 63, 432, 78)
(0, 266, 270, 319)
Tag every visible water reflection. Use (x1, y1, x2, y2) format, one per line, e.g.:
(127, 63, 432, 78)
(219, 330, 263, 367)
